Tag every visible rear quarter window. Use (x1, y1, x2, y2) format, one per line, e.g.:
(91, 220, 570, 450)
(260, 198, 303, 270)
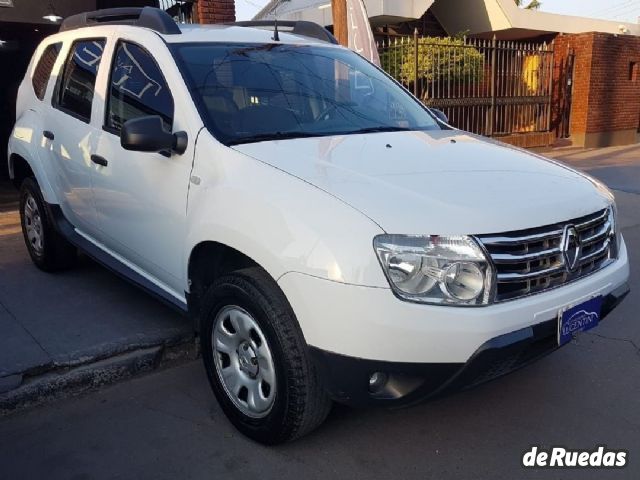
(32, 43, 62, 100)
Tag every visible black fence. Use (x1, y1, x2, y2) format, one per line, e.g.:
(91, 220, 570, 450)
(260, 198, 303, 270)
(379, 33, 555, 138)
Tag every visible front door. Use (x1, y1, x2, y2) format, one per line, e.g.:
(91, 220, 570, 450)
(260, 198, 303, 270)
(91, 38, 194, 295)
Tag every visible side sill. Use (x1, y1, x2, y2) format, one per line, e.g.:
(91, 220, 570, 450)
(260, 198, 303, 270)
(47, 203, 188, 315)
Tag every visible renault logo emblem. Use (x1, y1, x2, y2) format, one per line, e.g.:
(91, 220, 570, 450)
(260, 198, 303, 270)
(561, 225, 582, 273)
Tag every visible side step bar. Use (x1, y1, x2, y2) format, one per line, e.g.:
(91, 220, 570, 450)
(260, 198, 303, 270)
(47, 203, 188, 315)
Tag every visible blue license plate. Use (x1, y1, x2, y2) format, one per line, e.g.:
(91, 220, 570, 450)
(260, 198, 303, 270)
(558, 296, 603, 346)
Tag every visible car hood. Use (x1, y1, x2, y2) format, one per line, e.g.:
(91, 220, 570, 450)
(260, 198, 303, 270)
(232, 130, 613, 235)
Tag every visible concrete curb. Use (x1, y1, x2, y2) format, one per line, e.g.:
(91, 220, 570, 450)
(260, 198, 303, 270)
(0, 337, 200, 416)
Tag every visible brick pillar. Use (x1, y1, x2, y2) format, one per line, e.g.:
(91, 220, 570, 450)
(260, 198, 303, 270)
(552, 34, 595, 145)
(553, 32, 640, 148)
(194, 0, 235, 24)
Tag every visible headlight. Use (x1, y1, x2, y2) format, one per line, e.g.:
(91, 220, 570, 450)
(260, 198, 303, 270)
(609, 204, 620, 259)
(373, 234, 494, 306)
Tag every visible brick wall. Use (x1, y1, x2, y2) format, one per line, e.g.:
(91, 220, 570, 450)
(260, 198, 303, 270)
(553, 32, 640, 147)
(587, 34, 640, 135)
(194, 0, 235, 24)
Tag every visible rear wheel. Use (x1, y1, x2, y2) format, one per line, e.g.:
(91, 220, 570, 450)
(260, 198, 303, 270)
(200, 267, 332, 444)
(19, 177, 76, 272)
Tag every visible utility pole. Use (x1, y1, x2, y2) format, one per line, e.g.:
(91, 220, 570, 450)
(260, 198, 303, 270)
(331, 0, 348, 47)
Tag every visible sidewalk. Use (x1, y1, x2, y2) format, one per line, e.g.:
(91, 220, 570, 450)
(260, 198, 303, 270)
(545, 144, 640, 195)
(0, 193, 195, 413)
(0, 180, 18, 213)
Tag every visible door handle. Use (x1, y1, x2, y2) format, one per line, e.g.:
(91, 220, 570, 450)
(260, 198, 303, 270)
(90, 155, 108, 167)
(43, 130, 55, 140)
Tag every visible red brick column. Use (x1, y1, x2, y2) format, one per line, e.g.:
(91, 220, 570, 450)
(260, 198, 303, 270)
(553, 32, 640, 148)
(194, 0, 236, 24)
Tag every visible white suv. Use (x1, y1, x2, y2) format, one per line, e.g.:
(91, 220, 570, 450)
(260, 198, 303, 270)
(8, 7, 630, 444)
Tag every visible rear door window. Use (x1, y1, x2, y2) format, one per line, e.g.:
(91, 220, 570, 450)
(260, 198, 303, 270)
(105, 41, 174, 133)
(32, 43, 62, 100)
(54, 39, 106, 122)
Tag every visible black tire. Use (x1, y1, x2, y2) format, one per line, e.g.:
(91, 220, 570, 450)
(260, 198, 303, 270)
(19, 177, 76, 272)
(200, 267, 332, 444)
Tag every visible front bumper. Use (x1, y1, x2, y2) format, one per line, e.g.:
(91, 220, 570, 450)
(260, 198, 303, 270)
(278, 237, 630, 406)
(310, 283, 629, 407)
(279, 239, 629, 365)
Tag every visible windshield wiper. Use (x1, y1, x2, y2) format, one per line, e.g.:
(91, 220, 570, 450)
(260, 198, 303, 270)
(227, 131, 328, 146)
(347, 126, 413, 134)
(227, 127, 418, 146)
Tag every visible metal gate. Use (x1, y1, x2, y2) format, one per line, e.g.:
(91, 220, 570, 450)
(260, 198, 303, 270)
(556, 49, 575, 139)
(378, 33, 554, 138)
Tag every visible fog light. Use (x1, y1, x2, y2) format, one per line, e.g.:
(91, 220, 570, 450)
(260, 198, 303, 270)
(368, 372, 388, 393)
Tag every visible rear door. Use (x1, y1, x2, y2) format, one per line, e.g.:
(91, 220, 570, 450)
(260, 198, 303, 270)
(46, 37, 108, 233)
(91, 32, 198, 295)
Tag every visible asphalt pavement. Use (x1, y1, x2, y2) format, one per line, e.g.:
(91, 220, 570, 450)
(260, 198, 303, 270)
(0, 145, 639, 480)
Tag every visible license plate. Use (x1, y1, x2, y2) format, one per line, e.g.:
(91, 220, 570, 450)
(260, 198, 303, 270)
(558, 296, 603, 346)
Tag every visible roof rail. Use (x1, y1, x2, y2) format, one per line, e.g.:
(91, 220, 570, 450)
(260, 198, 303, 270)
(60, 7, 181, 35)
(232, 21, 339, 45)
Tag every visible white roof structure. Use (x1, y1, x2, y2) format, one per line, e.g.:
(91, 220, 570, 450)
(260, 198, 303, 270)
(255, 0, 435, 28)
(432, 0, 640, 39)
(255, 0, 640, 39)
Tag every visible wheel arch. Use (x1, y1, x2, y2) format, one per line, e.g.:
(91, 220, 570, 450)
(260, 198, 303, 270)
(9, 153, 35, 189)
(187, 240, 265, 330)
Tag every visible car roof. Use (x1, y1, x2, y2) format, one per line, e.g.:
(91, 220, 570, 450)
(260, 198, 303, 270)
(43, 23, 337, 48)
(171, 24, 334, 46)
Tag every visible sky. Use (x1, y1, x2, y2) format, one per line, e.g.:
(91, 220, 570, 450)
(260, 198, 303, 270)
(233, 0, 640, 24)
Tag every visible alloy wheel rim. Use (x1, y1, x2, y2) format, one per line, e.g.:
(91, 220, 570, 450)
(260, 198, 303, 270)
(24, 194, 44, 256)
(212, 305, 277, 418)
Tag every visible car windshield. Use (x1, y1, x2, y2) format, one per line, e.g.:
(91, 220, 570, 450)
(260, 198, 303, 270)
(171, 43, 441, 145)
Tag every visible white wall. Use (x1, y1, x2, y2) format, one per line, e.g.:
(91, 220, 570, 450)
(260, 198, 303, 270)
(255, 0, 435, 26)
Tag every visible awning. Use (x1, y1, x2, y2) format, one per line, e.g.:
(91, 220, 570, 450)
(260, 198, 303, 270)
(431, 0, 640, 39)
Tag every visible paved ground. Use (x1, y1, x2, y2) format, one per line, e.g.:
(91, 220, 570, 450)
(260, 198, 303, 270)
(546, 144, 640, 195)
(0, 145, 639, 479)
(0, 195, 194, 408)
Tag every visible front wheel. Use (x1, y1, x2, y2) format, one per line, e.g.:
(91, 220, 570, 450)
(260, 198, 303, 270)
(200, 267, 332, 444)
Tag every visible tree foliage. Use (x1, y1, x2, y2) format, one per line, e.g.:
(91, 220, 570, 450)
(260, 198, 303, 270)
(380, 36, 484, 89)
(515, 0, 542, 9)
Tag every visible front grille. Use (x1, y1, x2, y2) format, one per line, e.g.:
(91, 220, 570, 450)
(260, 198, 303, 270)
(477, 208, 616, 302)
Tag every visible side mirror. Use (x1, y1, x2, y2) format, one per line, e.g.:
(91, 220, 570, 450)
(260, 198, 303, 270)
(120, 116, 188, 155)
(430, 109, 449, 124)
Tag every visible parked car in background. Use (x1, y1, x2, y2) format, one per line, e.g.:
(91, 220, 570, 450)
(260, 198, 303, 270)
(7, 7, 629, 444)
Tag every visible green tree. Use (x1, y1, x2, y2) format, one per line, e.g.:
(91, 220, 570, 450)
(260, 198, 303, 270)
(380, 37, 484, 100)
(515, 0, 542, 9)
